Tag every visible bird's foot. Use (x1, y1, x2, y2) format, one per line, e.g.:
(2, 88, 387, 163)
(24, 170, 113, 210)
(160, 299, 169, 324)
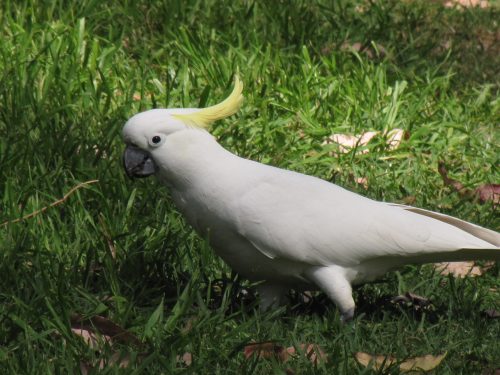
(257, 283, 288, 311)
(340, 307, 355, 323)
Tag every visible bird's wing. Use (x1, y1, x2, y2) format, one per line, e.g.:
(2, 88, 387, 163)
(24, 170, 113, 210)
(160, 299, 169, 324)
(234, 169, 499, 268)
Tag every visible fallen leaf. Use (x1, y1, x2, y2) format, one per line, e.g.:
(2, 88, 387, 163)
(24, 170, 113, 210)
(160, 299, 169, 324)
(71, 327, 112, 349)
(323, 128, 405, 155)
(475, 184, 500, 205)
(244, 342, 289, 362)
(386, 128, 406, 149)
(176, 352, 193, 366)
(437, 162, 467, 193)
(438, 162, 499, 205)
(68, 314, 147, 374)
(444, 0, 489, 9)
(324, 131, 376, 154)
(355, 351, 447, 372)
(399, 353, 447, 372)
(244, 342, 327, 365)
(71, 314, 142, 347)
(435, 261, 494, 278)
(354, 177, 369, 189)
(483, 309, 500, 319)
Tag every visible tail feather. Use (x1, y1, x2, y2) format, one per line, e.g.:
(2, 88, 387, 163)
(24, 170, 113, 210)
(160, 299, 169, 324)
(390, 204, 500, 247)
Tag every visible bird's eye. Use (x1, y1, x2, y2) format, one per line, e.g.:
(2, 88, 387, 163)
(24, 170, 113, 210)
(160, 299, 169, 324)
(148, 134, 164, 147)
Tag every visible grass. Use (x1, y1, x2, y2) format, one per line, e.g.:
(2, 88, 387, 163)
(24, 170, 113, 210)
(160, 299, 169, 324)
(0, 0, 498, 373)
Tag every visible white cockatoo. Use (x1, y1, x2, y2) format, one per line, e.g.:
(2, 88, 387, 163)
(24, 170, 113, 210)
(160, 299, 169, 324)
(122, 77, 499, 321)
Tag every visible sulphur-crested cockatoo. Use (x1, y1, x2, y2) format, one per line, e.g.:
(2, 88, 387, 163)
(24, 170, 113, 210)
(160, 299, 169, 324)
(122, 77, 499, 321)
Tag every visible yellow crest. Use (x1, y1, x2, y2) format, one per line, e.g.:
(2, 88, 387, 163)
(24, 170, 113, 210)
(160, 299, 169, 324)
(173, 76, 244, 129)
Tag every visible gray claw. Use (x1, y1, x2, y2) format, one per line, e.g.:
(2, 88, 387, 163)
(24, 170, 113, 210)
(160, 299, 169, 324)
(340, 307, 355, 323)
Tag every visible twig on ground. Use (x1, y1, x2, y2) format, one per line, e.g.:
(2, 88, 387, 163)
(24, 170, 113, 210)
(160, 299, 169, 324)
(1, 179, 99, 227)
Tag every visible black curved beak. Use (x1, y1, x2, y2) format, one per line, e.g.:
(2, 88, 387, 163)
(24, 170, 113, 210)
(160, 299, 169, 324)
(123, 145, 157, 179)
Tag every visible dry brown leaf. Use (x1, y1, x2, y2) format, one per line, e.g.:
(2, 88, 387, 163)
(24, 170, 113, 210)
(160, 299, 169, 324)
(68, 314, 147, 374)
(438, 162, 499, 205)
(71, 314, 142, 347)
(323, 128, 405, 155)
(71, 327, 112, 349)
(435, 261, 494, 278)
(355, 177, 369, 189)
(437, 162, 466, 193)
(176, 352, 193, 366)
(386, 128, 405, 149)
(244, 342, 289, 362)
(444, 0, 489, 8)
(244, 342, 327, 365)
(399, 353, 447, 372)
(475, 184, 500, 205)
(483, 309, 500, 319)
(324, 131, 376, 154)
(355, 351, 447, 372)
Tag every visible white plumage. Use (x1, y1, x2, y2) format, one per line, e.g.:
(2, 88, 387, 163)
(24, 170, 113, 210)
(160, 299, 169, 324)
(122, 78, 499, 321)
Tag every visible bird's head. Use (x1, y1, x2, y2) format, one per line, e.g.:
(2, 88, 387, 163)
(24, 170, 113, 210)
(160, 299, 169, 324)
(122, 77, 243, 178)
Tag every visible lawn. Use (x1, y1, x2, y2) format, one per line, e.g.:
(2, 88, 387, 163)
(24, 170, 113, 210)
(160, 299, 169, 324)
(0, 0, 498, 373)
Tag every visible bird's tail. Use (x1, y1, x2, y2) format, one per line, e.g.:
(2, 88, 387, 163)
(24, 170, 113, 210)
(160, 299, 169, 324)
(390, 204, 500, 247)
(384, 204, 500, 264)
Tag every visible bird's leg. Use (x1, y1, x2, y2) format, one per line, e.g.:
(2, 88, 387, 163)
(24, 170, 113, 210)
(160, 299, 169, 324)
(305, 265, 355, 322)
(256, 283, 288, 311)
